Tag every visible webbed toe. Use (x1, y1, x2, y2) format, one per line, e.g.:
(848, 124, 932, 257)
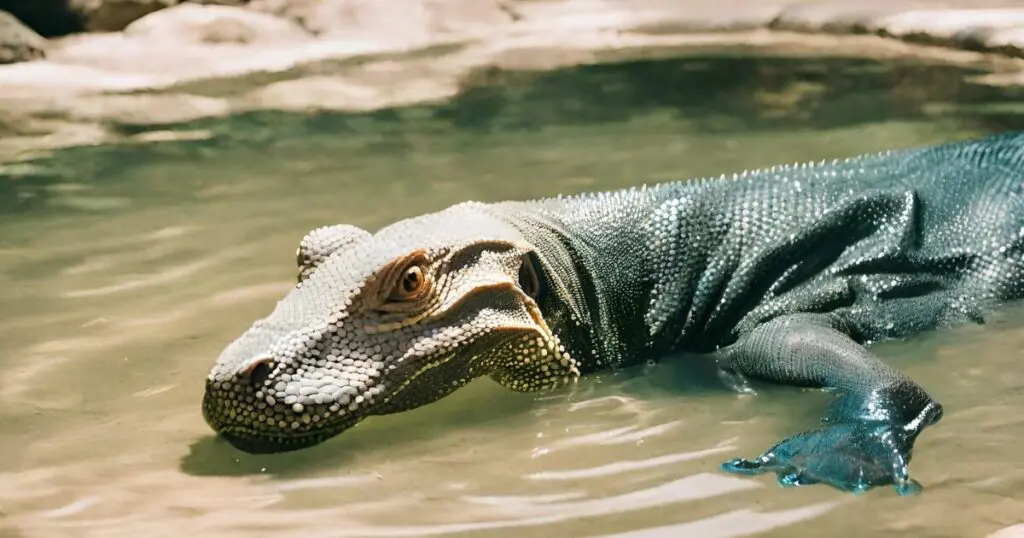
(720, 421, 924, 496)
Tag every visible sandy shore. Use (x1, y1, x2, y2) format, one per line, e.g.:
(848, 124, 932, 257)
(3, 0, 1024, 161)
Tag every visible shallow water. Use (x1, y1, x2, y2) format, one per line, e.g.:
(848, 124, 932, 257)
(2, 52, 1024, 538)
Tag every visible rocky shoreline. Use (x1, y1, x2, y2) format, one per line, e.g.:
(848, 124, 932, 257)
(3, 0, 1024, 161)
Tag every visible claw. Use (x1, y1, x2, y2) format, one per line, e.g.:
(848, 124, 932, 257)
(851, 482, 872, 495)
(894, 478, 923, 496)
(777, 470, 819, 488)
(720, 456, 770, 475)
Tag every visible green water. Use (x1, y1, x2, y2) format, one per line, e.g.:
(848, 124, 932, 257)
(2, 52, 1023, 538)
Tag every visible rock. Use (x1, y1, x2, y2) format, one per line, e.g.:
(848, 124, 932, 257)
(0, 1, 83, 37)
(0, 10, 47, 64)
(980, 26, 1024, 56)
(515, 0, 781, 34)
(772, 1, 1024, 58)
(72, 0, 179, 32)
(42, 25, 366, 90)
(124, 3, 310, 44)
(60, 93, 233, 124)
(243, 73, 459, 112)
(873, 9, 1024, 48)
(247, 0, 515, 47)
(0, 0, 246, 37)
(772, 0, 1024, 35)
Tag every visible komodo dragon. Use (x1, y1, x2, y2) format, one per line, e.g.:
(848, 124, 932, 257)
(203, 131, 1024, 495)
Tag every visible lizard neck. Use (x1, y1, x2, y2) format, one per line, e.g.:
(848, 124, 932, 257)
(491, 184, 706, 372)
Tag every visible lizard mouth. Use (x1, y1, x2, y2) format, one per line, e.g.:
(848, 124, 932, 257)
(215, 416, 361, 454)
(202, 378, 366, 455)
(216, 430, 321, 454)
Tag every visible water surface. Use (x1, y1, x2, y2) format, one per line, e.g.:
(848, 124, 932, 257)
(2, 52, 1024, 538)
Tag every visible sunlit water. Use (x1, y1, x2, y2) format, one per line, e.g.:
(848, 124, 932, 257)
(2, 52, 1024, 538)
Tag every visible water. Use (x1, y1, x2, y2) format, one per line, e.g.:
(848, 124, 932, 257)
(2, 51, 1024, 538)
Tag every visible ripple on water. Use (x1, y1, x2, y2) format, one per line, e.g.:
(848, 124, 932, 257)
(339, 473, 764, 537)
(593, 502, 845, 538)
(526, 446, 737, 481)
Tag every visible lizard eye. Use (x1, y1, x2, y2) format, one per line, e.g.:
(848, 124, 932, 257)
(389, 263, 429, 301)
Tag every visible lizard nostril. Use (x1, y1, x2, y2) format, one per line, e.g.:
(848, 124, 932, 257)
(239, 357, 275, 388)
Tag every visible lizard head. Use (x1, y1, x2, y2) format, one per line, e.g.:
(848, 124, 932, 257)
(202, 203, 580, 454)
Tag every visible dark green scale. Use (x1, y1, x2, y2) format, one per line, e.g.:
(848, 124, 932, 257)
(490, 132, 1024, 494)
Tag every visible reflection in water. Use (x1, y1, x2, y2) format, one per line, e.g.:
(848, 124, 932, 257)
(2, 51, 1024, 537)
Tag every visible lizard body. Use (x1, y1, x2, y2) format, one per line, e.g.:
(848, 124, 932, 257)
(203, 132, 1024, 494)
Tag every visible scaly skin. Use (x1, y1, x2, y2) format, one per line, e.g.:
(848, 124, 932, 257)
(203, 132, 1024, 495)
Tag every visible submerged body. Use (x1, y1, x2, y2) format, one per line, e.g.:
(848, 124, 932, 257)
(203, 132, 1024, 494)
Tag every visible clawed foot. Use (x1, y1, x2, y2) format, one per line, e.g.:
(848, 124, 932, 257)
(720, 421, 923, 496)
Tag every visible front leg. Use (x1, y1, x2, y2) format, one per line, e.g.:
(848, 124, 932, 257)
(715, 313, 943, 495)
